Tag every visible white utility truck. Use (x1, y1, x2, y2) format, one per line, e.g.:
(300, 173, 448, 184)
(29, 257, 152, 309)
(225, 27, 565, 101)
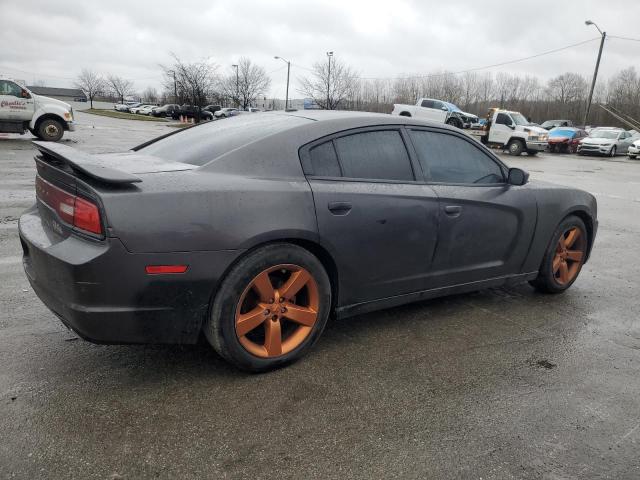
(468, 108, 548, 156)
(0, 78, 75, 141)
(391, 98, 478, 129)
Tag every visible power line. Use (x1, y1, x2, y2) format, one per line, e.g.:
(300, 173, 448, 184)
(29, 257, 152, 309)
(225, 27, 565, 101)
(356, 37, 601, 80)
(609, 35, 640, 43)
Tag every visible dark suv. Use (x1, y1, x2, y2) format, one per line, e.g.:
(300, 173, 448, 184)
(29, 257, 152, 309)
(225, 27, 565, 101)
(151, 104, 180, 118)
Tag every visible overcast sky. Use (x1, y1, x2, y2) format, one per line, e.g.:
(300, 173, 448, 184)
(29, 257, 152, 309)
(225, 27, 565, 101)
(2, 0, 639, 99)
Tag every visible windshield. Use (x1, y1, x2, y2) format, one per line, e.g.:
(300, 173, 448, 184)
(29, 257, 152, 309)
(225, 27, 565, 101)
(590, 130, 620, 140)
(549, 129, 577, 138)
(511, 113, 530, 126)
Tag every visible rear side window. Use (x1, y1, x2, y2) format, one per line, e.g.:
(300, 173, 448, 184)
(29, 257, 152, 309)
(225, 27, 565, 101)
(308, 141, 341, 177)
(410, 130, 504, 184)
(333, 130, 414, 181)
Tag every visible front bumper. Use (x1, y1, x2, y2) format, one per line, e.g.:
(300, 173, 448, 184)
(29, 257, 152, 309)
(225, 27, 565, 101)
(577, 143, 612, 155)
(628, 145, 639, 156)
(19, 205, 241, 344)
(525, 141, 547, 151)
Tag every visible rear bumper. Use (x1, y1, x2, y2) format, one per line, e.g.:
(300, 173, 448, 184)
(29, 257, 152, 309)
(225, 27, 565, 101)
(19, 205, 241, 344)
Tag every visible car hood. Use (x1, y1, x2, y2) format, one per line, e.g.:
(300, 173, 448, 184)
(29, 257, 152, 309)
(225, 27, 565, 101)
(33, 94, 72, 111)
(519, 125, 548, 135)
(582, 137, 616, 145)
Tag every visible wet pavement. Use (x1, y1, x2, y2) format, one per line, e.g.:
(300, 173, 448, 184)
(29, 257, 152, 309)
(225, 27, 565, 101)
(1, 112, 639, 479)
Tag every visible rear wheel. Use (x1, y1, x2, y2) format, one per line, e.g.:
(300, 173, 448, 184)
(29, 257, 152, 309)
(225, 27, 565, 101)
(530, 216, 588, 293)
(36, 119, 64, 142)
(204, 244, 331, 372)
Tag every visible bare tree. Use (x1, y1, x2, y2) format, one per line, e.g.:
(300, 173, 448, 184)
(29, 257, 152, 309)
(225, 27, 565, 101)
(75, 69, 105, 109)
(161, 54, 218, 121)
(219, 58, 271, 110)
(299, 55, 358, 110)
(106, 75, 134, 104)
(142, 86, 159, 104)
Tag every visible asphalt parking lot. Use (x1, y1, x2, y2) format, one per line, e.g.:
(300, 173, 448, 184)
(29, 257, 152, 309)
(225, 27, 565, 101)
(1, 112, 639, 479)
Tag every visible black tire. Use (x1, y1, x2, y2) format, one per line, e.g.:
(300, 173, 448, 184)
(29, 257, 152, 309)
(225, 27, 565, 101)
(507, 139, 525, 156)
(399, 112, 411, 117)
(446, 117, 463, 129)
(204, 243, 332, 372)
(36, 119, 64, 142)
(527, 150, 539, 156)
(529, 215, 588, 294)
(549, 145, 556, 153)
(609, 145, 616, 157)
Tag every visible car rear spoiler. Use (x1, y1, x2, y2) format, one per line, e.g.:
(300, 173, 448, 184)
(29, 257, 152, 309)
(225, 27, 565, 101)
(32, 141, 142, 184)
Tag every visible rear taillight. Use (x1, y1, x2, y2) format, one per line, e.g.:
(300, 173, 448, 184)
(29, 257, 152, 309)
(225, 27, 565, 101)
(36, 176, 102, 235)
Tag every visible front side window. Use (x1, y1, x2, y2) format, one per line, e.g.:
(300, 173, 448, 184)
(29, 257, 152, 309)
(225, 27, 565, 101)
(333, 130, 414, 182)
(410, 130, 504, 184)
(0, 80, 22, 97)
(421, 99, 434, 108)
(495, 113, 511, 125)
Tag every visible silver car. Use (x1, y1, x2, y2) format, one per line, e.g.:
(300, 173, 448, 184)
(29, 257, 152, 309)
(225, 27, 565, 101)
(628, 138, 640, 159)
(577, 128, 635, 157)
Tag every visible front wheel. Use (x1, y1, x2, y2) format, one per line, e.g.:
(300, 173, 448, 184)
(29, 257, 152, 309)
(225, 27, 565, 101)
(36, 119, 64, 142)
(530, 216, 588, 293)
(204, 244, 332, 372)
(507, 139, 525, 156)
(609, 145, 617, 157)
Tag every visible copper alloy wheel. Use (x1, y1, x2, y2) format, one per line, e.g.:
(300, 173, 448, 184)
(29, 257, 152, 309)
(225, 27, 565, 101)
(552, 226, 586, 286)
(235, 264, 319, 358)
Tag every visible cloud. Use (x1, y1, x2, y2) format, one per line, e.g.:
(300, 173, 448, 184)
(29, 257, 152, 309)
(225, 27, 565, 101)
(1, 0, 638, 100)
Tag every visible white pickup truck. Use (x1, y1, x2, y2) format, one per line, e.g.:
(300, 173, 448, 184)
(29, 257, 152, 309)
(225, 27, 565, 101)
(391, 98, 478, 129)
(0, 78, 75, 141)
(468, 108, 548, 156)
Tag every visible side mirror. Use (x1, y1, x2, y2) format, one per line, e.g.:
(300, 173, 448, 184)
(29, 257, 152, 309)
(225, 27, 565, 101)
(507, 167, 529, 186)
(441, 106, 448, 111)
(508, 122, 516, 130)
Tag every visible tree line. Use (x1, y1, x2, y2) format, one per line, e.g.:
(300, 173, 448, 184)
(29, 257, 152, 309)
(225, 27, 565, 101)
(75, 54, 640, 128)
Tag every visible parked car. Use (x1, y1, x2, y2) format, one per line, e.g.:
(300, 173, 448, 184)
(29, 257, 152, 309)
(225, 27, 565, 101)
(547, 127, 588, 153)
(20, 112, 597, 372)
(150, 104, 178, 117)
(171, 105, 213, 120)
(628, 138, 640, 159)
(541, 119, 574, 130)
(137, 105, 158, 116)
(114, 102, 140, 112)
(245, 107, 261, 113)
(203, 105, 222, 115)
(577, 127, 635, 157)
(214, 107, 239, 118)
(391, 98, 476, 129)
(130, 104, 155, 114)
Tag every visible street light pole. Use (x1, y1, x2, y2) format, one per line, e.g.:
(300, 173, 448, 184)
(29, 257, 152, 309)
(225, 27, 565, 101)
(274, 56, 291, 110)
(326, 51, 333, 110)
(584, 20, 606, 127)
(232, 64, 239, 109)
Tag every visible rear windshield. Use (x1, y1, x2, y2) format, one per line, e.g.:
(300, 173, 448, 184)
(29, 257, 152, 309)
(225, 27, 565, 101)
(138, 114, 310, 166)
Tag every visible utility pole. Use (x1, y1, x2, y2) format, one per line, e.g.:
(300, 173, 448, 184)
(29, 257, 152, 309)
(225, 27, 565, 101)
(232, 64, 239, 109)
(274, 56, 291, 110)
(326, 51, 333, 110)
(584, 20, 606, 127)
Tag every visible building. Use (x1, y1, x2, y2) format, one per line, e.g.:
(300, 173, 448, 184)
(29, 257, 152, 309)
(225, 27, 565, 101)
(26, 86, 87, 102)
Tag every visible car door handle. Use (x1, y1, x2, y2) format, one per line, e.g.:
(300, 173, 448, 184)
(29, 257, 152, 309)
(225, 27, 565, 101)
(328, 201, 352, 216)
(444, 205, 462, 216)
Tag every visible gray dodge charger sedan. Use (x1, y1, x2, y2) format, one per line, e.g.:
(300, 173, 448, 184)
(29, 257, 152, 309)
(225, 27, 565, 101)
(19, 111, 597, 371)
